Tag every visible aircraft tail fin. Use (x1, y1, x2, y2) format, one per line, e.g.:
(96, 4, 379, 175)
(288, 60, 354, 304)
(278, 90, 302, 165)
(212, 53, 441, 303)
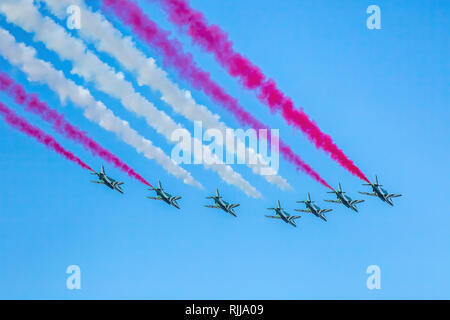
(216, 189, 220, 198)
(158, 180, 162, 189)
(277, 200, 281, 208)
(372, 175, 382, 186)
(338, 182, 342, 192)
(100, 164, 105, 175)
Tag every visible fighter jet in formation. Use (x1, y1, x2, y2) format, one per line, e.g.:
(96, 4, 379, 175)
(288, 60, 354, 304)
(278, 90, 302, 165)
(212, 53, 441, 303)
(90, 164, 124, 194)
(325, 183, 365, 212)
(204, 189, 240, 217)
(147, 180, 182, 209)
(359, 175, 402, 206)
(265, 200, 301, 227)
(295, 193, 332, 222)
(87, 162, 401, 228)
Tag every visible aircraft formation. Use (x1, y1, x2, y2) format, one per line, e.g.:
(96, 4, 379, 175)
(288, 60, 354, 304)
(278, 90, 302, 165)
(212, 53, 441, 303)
(90, 164, 402, 228)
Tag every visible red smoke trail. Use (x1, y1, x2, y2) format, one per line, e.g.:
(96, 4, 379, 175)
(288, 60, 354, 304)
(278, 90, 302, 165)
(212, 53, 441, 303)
(151, 0, 370, 184)
(0, 102, 93, 171)
(102, 0, 332, 189)
(0, 72, 154, 188)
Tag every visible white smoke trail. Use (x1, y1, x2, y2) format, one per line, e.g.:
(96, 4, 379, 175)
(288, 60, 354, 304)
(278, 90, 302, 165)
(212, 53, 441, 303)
(0, 27, 201, 188)
(0, 0, 261, 198)
(40, 0, 291, 191)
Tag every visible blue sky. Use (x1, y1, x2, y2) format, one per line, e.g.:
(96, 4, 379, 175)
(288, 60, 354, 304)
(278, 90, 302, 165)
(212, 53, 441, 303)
(0, 0, 448, 299)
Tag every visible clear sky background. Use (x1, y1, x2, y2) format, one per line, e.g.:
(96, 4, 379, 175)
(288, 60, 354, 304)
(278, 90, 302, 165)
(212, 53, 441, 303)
(0, 0, 448, 299)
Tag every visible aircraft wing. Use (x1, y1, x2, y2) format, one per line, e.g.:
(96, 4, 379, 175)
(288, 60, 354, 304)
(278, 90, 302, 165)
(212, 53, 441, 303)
(90, 180, 104, 184)
(229, 203, 240, 208)
(265, 215, 282, 219)
(147, 197, 162, 200)
(321, 209, 333, 214)
(359, 191, 376, 196)
(351, 199, 365, 204)
(324, 199, 340, 203)
(204, 205, 220, 209)
(294, 209, 311, 213)
(389, 193, 402, 198)
(290, 215, 302, 219)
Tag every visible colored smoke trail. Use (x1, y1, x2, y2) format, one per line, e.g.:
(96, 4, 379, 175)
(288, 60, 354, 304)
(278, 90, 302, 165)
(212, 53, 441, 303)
(152, 0, 370, 184)
(102, 0, 258, 128)
(102, 0, 332, 189)
(1, 0, 258, 197)
(0, 102, 92, 171)
(40, 0, 290, 191)
(279, 140, 332, 190)
(0, 71, 153, 188)
(0, 27, 201, 189)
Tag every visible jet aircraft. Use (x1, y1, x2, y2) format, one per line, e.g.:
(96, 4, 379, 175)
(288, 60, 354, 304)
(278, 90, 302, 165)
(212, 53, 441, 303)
(265, 200, 301, 227)
(147, 181, 181, 209)
(325, 183, 364, 212)
(204, 189, 240, 217)
(295, 193, 332, 222)
(359, 175, 402, 206)
(90, 164, 124, 194)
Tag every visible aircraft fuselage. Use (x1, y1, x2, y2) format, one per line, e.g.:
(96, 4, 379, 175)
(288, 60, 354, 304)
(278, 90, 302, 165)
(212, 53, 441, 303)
(275, 208, 297, 227)
(372, 185, 393, 206)
(215, 198, 235, 215)
(336, 192, 358, 212)
(306, 202, 327, 221)
(155, 188, 180, 209)
(99, 174, 113, 189)
(97, 173, 123, 193)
